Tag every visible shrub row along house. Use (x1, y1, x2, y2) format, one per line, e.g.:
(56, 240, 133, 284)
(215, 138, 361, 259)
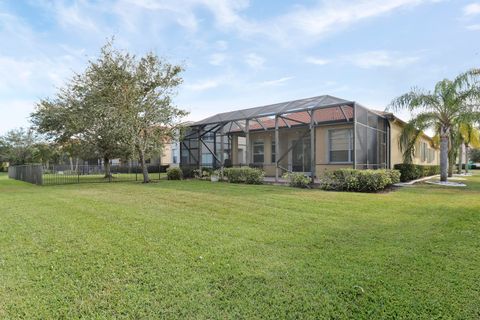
(180, 95, 439, 181)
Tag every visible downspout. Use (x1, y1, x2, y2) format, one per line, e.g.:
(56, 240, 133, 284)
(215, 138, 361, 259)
(353, 102, 357, 169)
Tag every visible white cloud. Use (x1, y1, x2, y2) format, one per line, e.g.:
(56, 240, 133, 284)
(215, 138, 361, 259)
(0, 99, 37, 134)
(245, 53, 265, 69)
(215, 40, 229, 51)
(466, 23, 480, 30)
(306, 57, 331, 65)
(464, 3, 480, 16)
(344, 50, 420, 68)
(209, 53, 227, 66)
(259, 0, 437, 44)
(185, 79, 221, 91)
(259, 76, 293, 86)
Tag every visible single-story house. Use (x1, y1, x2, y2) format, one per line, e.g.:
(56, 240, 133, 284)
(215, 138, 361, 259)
(180, 95, 439, 180)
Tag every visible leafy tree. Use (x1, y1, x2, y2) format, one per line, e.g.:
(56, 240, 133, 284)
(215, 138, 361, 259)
(32, 41, 134, 177)
(0, 128, 39, 165)
(32, 40, 188, 181)
(390, 69, 480, 182)
(458, 124, 480, 172)
(32, 142, 59, 168)
(126, 53, 188, 183)
(470, 148, 480, 163)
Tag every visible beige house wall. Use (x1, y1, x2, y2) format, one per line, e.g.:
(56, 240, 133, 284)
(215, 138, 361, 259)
(220, 120, 441, 177)
(389, 120, 440, 167)
(230, 123, 354, 177)
(315, 123, 353, 176)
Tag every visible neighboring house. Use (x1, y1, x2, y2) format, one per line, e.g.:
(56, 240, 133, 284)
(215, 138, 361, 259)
(180, 95, 439, 180)
(110, 141, 180, 167)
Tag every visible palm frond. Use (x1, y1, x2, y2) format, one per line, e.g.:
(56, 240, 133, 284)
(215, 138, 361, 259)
(388, 87, 439, 113)
(398, 112, 437, 163)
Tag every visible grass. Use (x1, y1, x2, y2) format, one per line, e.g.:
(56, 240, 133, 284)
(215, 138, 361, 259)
(0, 172, 479, 319)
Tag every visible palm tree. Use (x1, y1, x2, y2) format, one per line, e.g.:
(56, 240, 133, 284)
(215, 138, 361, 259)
(390, 69, 480, 182)
(458, 123, 480, 174)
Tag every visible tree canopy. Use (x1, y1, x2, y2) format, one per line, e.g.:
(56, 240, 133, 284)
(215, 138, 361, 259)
(31, 40, 188, 180)
(390, 69, 480, 181)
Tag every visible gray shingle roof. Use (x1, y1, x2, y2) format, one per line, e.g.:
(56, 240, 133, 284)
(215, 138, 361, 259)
(193, 95, 353, 126)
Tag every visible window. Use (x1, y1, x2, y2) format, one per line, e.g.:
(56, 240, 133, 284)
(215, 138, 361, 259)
(201, 153, 213, 167)
(420, 142, 427, 162)
(427, 148, 435, 163)
(253, 140, 264, 164)
(329, 129, 353, 163)
(271, 140, 276, 163)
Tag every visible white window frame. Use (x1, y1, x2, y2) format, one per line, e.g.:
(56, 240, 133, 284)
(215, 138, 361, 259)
(328, 128, 353, 164)
(253, 139, 265, 164)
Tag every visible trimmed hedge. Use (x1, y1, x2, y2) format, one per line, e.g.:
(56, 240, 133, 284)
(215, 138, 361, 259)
(224, 167, 264, 184)
(166, 167, 183, 180)
(319, 169, 400, 192)
(283, 172, 311, 188)
(393, 164, 440, 182)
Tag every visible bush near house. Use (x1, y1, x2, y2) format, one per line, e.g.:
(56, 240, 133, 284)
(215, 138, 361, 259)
(224, 167, 264, 184)
(193, 168, 214, 180)
(394, 164, 440, 182)
(283, 172, 311, 188)
(319, 169, 400, 192)
(166, 167, 183, 180)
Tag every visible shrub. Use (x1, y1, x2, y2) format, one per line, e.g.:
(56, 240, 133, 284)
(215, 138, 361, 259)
(393, 164, 440, 182)
(319, 169, 399, 192)
(283, 172, 311, 188)
(224, 167, 264, 184)
(166, 167, 183, 180)
(385, 169, 401, 184)
(181, 166, 195, 179)
(193, 168, 214, 180)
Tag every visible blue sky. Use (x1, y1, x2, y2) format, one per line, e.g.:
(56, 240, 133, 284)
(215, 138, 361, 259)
(0, 0, 479, 134)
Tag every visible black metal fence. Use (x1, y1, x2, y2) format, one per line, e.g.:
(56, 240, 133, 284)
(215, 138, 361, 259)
(8, 165, 43, 185)
(8, 164, 170, 186)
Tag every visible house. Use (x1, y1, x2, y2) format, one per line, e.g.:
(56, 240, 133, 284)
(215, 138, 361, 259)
(180, 95, 439, 181)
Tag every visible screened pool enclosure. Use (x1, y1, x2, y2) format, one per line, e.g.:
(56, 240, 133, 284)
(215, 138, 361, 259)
(180, 95, 390, 182)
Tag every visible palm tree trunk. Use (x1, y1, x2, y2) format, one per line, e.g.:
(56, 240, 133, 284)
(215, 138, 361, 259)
(465, 143, 469, 174)
(440, 128, 449, 182)
(457, 144, 463, 174)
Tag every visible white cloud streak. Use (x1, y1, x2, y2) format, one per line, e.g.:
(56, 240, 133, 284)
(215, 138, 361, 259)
(245, 53, 265, 69)
(305, 57, 331, 65)
(259, 76, 293, 86)
(464, 3, 480, 16)
(185, 79, 221, 91)
(343, 50, 420, 68)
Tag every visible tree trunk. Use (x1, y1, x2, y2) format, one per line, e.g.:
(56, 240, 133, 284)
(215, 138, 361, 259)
(139, 150, 150, 183)
(440, 128, 449, 182)
(104, 156, 112, 178)
(465, 143, 469, 174)
(75, 157, 79, 172)
(457, 144, 463, 174)
(69, 156, 73, 171)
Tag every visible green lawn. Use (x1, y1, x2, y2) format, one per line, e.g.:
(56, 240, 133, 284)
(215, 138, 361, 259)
(1, 172, 479, 319)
